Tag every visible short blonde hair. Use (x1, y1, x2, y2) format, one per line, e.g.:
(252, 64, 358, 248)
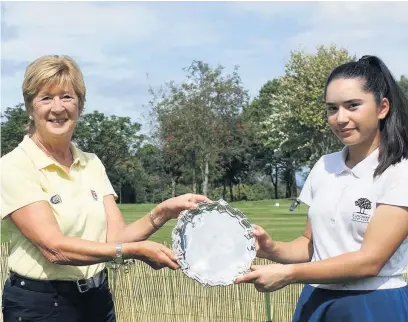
(22, 55, 86, 134)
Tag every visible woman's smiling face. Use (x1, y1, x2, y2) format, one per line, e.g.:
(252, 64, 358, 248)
(325, 77, 389, 147)
(31, 83, 80, 140)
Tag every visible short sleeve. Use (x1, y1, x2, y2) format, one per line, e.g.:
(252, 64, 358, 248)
(298, 157, 323, 206)
(376, 160, 408, 208)
(299, 172, 312, 206)
(95, 157, 118, 199)
(1, 158, 49, 219)
(102, 170, 118, 199)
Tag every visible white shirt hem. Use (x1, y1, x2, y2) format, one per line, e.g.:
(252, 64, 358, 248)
(310, 275, 407, 291)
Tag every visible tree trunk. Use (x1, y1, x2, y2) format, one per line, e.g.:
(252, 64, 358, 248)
(291, 167, 298, 197)
(285, 162, 298, 198)
(171, 177, 176, 197)
(229, 180, 234, 202)
(192, 151, 197, 194)
(119, 181, 122, 204)
(269, 164, 278, 200)
(222, 179, 227, 200)
(202, 154, 209, 196)
(285, 168, 292, 198)
(238, 181, 241, 201)
(192, 167, 197, 194)
(201, 160, 205, 193)
(275, 164, 279, 199)
(285, 181, 290, 199)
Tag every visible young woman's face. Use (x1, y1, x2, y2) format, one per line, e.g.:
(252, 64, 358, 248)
(325, 78, 389, 147)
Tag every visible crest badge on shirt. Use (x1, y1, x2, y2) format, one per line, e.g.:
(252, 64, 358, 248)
(50, 194, 62, 204)
(91, 190, 98, 201)
(351, 197, 372, 223)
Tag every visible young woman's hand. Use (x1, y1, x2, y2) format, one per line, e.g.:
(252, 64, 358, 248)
(252, 225, 275, 260)
(235, 264, 294, 292)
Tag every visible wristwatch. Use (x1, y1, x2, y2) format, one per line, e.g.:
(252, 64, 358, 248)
(113, 242, 124, 265)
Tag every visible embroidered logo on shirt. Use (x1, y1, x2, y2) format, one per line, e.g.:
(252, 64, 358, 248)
(91, 190, 98, 201)
(352, 198, 372, 223)
(50, 194, 62, 204)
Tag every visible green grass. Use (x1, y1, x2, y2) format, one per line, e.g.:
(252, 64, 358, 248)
(1, 200, 308, 244)
(119, 199, 308, 244)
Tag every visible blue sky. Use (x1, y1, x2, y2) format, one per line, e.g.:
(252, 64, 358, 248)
(2, 1, 408, 135)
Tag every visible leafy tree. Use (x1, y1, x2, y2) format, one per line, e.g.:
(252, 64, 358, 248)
(243, 79, 285, 199)
(149, 61, 249, 196)
(73, 111, 145, 198)
(399, 75, 408, 99)
(262, 45, 354, 171)
(1, 104, 29, 156)
(243, 79, 280, 121)
(116, 158, 149, 203)
(148, 82, 190, 197)
(216, 117, 253, 201)
(136, 144, 165, 202)
(182, 61, 249, 195)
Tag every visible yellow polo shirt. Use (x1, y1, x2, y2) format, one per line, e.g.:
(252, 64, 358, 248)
(1, 135, 117, 280)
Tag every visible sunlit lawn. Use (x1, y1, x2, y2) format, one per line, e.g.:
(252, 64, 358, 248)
(1, 200, 308, 244)
(119, 199, 308, 245)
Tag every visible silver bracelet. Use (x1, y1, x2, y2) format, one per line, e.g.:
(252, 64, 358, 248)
(149, 210, 162, 230)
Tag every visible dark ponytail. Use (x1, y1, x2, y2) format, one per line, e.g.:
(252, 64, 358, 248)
(324, 55, 408, 177)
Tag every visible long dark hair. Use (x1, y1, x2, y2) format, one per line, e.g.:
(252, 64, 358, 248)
(324, 55, 408, 177)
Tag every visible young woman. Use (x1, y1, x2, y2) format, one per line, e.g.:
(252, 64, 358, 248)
(235, 55, 408, 321)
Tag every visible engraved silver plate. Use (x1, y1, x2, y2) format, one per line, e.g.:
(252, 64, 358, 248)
(172, 199, 256, 286)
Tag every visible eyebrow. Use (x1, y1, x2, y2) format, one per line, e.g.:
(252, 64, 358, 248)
(37, 90, 73, 97)
(325, 99, 364, 106)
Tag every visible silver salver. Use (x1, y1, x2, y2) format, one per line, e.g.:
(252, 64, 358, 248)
(172, 199, 256, 286)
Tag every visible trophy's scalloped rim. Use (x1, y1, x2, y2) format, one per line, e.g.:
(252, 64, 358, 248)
(171, 199, 256, 287)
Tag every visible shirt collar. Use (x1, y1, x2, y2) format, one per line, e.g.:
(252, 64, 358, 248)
(19, 135, 87, 170)
(70, 142, 88, 166)
(335, 146, 379, 179)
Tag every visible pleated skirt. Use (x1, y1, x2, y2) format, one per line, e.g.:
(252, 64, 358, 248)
(292, 284, 408, 322)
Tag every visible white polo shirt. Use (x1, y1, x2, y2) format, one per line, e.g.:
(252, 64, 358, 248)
(299, 147, 408, 290)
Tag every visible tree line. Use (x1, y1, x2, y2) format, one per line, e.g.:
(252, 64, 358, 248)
(2, 45, 408, 204)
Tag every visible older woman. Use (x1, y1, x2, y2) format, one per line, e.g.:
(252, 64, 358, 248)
(1, 55, 209, 322)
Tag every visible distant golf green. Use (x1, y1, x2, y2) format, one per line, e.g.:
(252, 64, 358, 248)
(1, 200, 308, 244)
(120, 199, 308, 244)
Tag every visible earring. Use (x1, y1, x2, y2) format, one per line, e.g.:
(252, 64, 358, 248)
(29, 116, 33, 120)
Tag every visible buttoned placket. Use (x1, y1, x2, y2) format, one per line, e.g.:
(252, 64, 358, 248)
(331, 170, 358, 290)
(64, 164, 83, 210)
(331, 171, 352, 226)
(54, 162, 82, 225)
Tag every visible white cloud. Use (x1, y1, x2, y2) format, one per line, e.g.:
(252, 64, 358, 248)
(310, 2, 408, 26)
(1, 1, 222, 129)
(1, 2, 161, 63)
(2, 1, 407, 134)
(287, 2, 408, 76)
(228, 2, 312, 19)
(226, 2, 408, 78)
(2, 2, 222, 65)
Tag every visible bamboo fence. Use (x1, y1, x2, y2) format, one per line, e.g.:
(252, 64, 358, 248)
(1, 242, 407, 322)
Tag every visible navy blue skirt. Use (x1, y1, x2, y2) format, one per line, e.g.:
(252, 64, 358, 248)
(292, 284, 408, 322)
